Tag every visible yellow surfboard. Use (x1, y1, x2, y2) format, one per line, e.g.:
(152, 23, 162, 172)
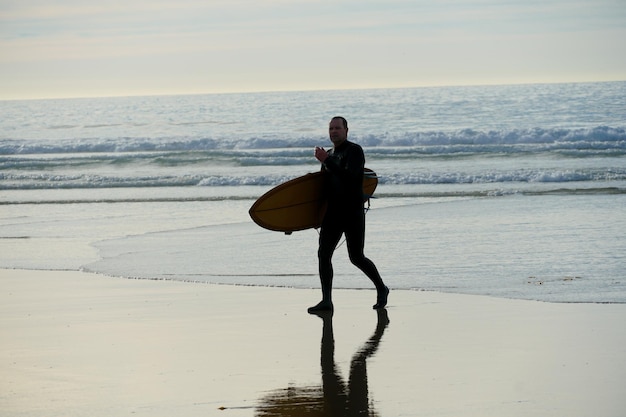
(249, 169, 378, 234)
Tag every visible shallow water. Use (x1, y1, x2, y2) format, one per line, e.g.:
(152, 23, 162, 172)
(2, 191, 624, 303)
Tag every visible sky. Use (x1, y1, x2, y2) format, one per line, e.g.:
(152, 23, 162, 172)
(1, 0, 625, 100)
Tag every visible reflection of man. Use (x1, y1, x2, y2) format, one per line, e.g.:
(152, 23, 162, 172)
(256, 310, 390, 416)
(319, 309, 390, 416)
(309, 116, 389, 313)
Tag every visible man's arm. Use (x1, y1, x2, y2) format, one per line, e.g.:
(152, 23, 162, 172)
(322, 144, 364, 183)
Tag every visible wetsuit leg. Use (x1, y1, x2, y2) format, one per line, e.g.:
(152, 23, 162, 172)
(344, 210, 386, 292)
(318, 213, 344, 295)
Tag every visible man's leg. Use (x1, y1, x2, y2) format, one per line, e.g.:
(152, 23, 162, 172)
(345, 212, 389, 309)
(309, 218, 343, 313)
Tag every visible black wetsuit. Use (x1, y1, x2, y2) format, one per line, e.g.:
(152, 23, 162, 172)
(318, 140, 385, 294)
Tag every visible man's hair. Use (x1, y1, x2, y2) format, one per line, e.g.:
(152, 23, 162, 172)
(331, 116, 348, 130)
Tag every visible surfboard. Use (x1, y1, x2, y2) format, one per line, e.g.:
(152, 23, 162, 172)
(249, 169, 378, 234)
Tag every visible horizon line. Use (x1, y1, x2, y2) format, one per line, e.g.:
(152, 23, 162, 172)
(2, 78, 624, 102)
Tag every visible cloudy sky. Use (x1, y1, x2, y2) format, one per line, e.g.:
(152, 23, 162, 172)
(1, 0, 625, 99)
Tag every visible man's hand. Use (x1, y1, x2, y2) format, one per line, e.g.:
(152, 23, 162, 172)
(314, 146, 329, 163)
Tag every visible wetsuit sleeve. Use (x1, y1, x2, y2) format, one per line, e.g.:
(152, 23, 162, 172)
(322, 144, 364, 182)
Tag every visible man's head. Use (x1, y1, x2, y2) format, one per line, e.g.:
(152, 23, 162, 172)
(328, 116, 349, 147)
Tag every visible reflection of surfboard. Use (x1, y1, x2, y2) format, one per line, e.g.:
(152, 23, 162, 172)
(249, 169, 378, 234)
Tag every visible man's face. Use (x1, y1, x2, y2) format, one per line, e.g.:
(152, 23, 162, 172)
(328, 118, 348, 147)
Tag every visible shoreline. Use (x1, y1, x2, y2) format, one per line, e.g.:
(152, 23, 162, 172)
(2, 268, 625, 416)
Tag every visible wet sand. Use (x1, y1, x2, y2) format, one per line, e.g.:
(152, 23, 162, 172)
(1, 268, 625, 417)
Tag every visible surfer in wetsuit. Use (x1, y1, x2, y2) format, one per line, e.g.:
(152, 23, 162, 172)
(308, 116, 389, 313)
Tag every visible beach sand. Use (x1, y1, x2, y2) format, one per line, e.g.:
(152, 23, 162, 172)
(1, 268, 625, 417)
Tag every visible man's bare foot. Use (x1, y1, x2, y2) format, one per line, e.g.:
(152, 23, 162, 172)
(373, 286, 389, 309)
(307, 300, 334, 314)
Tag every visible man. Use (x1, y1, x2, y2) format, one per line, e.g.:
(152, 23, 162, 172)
(308, 116, 389, 313)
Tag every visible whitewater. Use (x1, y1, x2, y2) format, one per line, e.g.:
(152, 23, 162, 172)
(1, 81, 625, 303)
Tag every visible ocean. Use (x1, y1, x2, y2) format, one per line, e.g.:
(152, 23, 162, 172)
(1, 81, 625, 303)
